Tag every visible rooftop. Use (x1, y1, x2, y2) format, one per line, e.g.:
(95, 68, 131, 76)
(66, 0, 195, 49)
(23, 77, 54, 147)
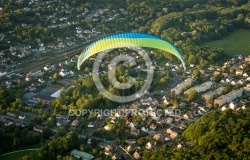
(70, 149, 94, 160)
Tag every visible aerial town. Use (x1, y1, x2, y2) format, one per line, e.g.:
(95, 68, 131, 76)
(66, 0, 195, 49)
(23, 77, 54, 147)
(0, 0, 250, 160)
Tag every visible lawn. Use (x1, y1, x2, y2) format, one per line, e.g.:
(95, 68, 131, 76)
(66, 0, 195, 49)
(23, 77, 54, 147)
(0, 150, 38, 160)
(201, 29, 250, 56)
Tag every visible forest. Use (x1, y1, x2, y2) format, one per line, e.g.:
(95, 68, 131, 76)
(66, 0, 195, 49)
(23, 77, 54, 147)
(142, 109, 250, 160)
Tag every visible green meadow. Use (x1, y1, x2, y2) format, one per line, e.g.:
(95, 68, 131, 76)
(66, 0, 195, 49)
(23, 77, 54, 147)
(201, 29, 250, 56)
(0, 150, 38, 160)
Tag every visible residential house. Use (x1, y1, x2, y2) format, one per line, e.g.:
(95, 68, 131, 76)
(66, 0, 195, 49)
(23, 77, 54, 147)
(57, 42, 65, 49)
(112, 154, 121, 160)
(140, 115, 146, 121)
(18, 115, 26, 120)
(6, 112, 16, 117)
(146, 141, 156, 150)
(87, 138, 92, 145)
(167, 127, 178, 139)
(231, 81, 236, 85)
(151, 99, 159, 105)
(236, 69, 243, 76)
(130, 127, 140, 136)
(104, 144, 113, 151)
(226, 78, 233, 83)
(222, 73, 228, 78)
(38, 78, 44, 83)
(163, 96, 170, 105)
(0, 72, 7, 78)
(4, 120, 14, 126)
(88, 122, 95, 128)
(239, 64, 247, 70)
(177, 142, 186, 149)
(150, 123, 156, 130)
(133, 151, 141, 159)
(214, 88, 243, 107)
(165, 117, 173, 124)
(153, 133, 164, 141)
(165, 107, 174, 115)
(71, 119, 79, 127)
(56, 114, 67, 120)
(229, 102, 237, 110)
(99, 142, 106, 148)
(165, 135, 172, 141)
(237, 79, 244, 85)
(44, 65, 55, 71)
(39, 46, 46, 52)
(59, 70, 69, 77)
(126, 144, 139, 152)
(126, 139, 137, 144)
(224, 61, 230, 67)
(110, 116, 119, 124)
(200, 69, 205, 75)
(141, 97, 152, 105)
(31, 70, 43, 77)
(174, 116, 181, 122)
(221, 105, 229, 111)
(33, 125, 45, 132)
(129, 122, 138, 128)
(183, 113, 192, 120)
(245, 56, 250, 62)
(243, 73, 248, 77)
(214, 71, 220, 76)
(115, 111, 123, 118)
(171, 78, 193, 95)
(198, 110, 205, 115)
(202, 86, 224, 100)
(241, 105, 246, 110)
(227, 89, 243, 102)
(16, 122, 25, 127)
(104, 125, 110, 131)
(149, 111, 161, 120)
(184, 81, 213, 95)
(105, 144, 113, 155)
(179, 123, 187, 130)
(220, 79, 226, 84)
(25, 77, 31, 82)
(148, 105, 157, 111)
(141, 126, 149, 132)
(56, 122, 62, 127)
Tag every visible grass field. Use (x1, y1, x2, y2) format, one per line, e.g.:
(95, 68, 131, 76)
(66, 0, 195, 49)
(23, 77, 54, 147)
(0, 150, 38, 160)
(201, 29, 250, 56)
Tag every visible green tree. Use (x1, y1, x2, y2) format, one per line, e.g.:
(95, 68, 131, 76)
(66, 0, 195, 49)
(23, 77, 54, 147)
(137, 137, 145, 146)
(42, 127, 53, 139)
(192, 69, 200, 77)
(188, 90, 197, 101)
(79, 144, 84, 151)
(53, 73, 58, 80)
(188, 55, 196, 64)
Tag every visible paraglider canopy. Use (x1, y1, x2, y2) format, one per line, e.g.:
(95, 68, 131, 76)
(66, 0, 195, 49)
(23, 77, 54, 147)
(77, 32, 186, 70)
